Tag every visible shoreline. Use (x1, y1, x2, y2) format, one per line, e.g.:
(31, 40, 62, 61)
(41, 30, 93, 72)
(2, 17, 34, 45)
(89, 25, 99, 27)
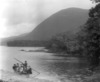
(0, 70, 55, 82)
(1, 69, 100, 82)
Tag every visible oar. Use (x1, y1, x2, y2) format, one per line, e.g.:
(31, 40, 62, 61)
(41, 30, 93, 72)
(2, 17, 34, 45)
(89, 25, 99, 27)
(14, 58, 23, 64)
(31, 68, 40, 75)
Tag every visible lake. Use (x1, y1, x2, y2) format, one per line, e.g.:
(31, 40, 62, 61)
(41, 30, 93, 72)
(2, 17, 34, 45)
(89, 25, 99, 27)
(0, 46, 88, 80)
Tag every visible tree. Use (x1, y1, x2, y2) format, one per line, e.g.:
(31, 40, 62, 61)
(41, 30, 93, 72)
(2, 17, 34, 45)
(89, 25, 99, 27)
(91, 0, 100, 3)
(48, 33, 68, 52)
(79, 0, 100, 71)
(46, 31, 77, 53)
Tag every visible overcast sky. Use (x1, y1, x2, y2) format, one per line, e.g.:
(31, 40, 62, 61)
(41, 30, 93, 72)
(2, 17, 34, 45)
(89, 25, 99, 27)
(0, 0, 95, 38)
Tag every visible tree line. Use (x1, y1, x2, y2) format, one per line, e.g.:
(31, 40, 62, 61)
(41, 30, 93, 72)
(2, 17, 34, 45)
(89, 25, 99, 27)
(7, 40, 49, 47)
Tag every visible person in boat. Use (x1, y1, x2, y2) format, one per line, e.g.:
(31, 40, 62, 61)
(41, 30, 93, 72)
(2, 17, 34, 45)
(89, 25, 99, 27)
(24, 61, 28, 68)
(19, 64, 24, 74)
(13, 64, 17, 72)
(27, 66, 32, 74)
(23, 61, 28, 72)
(16, 63, 20, 72)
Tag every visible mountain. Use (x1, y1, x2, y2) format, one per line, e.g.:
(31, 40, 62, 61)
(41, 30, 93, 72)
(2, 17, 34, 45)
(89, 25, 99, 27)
(23, 8, 89, 40)
(2, 8, 89, 43)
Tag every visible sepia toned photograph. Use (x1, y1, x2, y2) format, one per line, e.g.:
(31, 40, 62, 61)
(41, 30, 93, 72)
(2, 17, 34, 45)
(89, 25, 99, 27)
(0, 0, 100, 82)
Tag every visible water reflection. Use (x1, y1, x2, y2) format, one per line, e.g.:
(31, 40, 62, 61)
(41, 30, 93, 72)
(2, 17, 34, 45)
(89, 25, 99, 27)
(39, 57, 88, 76)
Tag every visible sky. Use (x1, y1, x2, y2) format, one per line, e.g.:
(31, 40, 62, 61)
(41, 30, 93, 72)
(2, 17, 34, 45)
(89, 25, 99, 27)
(0, 0, 95, 38)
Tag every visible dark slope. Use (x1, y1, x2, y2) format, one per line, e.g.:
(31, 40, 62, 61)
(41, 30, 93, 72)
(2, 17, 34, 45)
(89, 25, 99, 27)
(24, 8, 88, 40)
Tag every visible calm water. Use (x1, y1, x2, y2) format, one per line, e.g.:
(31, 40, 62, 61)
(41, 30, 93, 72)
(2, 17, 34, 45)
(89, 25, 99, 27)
(0, 46, 88, 79)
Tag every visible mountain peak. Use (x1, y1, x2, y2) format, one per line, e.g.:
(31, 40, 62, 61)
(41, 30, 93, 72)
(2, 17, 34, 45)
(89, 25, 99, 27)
(24, 8, 88, 40)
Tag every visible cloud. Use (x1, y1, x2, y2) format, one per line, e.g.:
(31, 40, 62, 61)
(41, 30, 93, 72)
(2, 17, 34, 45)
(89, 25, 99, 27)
(6, 0, 94, 26)
(6, 23, 36, 36)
